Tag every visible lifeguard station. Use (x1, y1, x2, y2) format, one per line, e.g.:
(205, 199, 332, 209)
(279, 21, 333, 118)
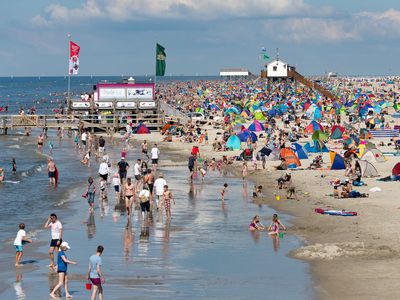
(261, 54, 336, 100)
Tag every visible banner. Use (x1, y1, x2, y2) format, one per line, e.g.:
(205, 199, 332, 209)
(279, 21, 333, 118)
(69, 41, 80, 75)
(156, 43, 166, 76)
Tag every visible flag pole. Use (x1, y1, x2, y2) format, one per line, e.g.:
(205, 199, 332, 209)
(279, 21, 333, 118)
(67, 33, 71, 114)
(155, 43, 158, 113)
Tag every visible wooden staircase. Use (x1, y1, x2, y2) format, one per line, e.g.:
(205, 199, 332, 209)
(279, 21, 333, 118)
(288, 69, 337, 100)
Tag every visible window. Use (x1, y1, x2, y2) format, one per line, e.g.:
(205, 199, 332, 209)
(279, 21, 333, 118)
(273, 66, 277, 71)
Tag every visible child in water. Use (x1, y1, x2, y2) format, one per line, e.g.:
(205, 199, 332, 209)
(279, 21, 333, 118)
(268, 214, 286, 236)
(249, 215, 265, 231)
(221, 183, 228, 201)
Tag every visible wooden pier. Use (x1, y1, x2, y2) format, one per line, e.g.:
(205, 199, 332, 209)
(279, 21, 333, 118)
(0, 112, 171, 135)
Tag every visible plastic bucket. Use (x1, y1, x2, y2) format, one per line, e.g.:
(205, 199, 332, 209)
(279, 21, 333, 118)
(278, 233, 284, 238)
(275, 195, 281, 201)
(86, 283, 92, 290)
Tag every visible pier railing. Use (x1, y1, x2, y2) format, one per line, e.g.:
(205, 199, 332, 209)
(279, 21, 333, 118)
(1, 113, 166, 134)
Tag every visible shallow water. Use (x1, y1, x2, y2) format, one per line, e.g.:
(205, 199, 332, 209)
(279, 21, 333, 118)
(0, 153, 312, 299)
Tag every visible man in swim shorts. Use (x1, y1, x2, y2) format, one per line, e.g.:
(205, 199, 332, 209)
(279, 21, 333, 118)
(43, 213, 62, 269)
(47, 158, 56, 186)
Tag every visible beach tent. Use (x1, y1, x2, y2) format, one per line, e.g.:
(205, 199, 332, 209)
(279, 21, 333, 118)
(305, 120, 323, 134)
(237, 130, 257, 142)
(331, 126, 344, 139)
(304, 141, 329, 153)
(226, 135, 241, 150)
(253, 111, 266, 121)
(361, 149, 386, 163)
(392, 162, 400, 176)
(265, 148, 280, 161)
(355, 160, 379, 177)
(137, 124, 150, 134)
(330, 151, 346, 170)
(280, 148, 301, 168)
(290, 143, 308, 159)
(248, 120, 265, 132)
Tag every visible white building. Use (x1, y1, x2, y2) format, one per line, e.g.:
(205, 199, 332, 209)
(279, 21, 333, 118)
(219, 68, 250, 77)
(266, 60, 289, 77)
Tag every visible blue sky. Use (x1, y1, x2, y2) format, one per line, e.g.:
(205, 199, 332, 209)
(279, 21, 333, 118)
(0, 0, 399, 76)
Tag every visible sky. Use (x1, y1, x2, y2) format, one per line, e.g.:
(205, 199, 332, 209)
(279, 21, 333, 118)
(0, 0, 399, 76)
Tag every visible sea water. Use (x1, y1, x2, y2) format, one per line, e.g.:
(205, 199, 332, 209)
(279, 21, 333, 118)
(0, 77, 312, 298)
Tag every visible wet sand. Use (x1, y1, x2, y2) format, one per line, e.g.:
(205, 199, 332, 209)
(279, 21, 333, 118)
(0, 147, 311, 299)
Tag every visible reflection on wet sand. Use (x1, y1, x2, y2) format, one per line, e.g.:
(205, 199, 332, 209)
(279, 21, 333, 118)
(113, 198, 125, 222)
(162, 221, 171, 257)
(47, 271, 61, 298)
(272, 236, 280, 252)
(14, 272, 25, 300)
(87, 211, 96, 239)
(124, 218, 134, 261)
(138, 224, 150, 257)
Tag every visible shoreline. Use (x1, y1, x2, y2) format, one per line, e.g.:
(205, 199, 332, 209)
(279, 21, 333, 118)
(0, 136, 312, 299)
(130, 127, 400, 299)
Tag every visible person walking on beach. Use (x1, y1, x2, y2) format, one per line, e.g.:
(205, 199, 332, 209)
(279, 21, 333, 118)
(44, 214, 62, 269)
(221, 183, 228, 201)
(139, 187, 151, 219)
(37, 133, 44, 149)
(125, 177, 135, 216)
(151, 143, 160, 172)
(14, 223, 32, 267)
(81, 130, 88, 150)
(153, 173, 167, 210)
(134, 159, 142, 191)
(242, 161, 248, 180)
(49, 241, 76, 299)
(144, 169, 155, 204)
(112, 172, 121, 201)
(188, 154, 196, 181)
(117, 157, 129, 194)
(162, 185, 175, 220)
(87, 177, 97, 212)
(47, 158, 56, 186)
(141, 140, 149, 160)
(98, 158, 110, 190)
(87, 245, 105, 300)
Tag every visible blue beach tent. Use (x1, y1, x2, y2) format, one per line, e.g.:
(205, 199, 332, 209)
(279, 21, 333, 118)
(330, 151, 346, 170)
(290, 143, 308, 159)
(226, 135, 241, 150)
(304, 141, 329, 153)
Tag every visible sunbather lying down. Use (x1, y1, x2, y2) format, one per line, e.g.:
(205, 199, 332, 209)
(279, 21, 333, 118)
(340, 190, 369, 198)
(378, 175, 400, 182)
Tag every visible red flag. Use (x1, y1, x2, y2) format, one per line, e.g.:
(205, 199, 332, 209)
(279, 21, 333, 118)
(69, 41, 80, 75)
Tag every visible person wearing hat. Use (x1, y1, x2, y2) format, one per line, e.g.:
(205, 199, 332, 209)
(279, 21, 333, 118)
(153, 173, 167, 210)
(117, 157, 129, 194)
(50, 241, 77, 299)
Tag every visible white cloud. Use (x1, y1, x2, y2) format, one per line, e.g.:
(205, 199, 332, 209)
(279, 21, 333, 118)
(31, 0, 318, 24)
(355, 9, 400, 38)
(265, 18, 358, 43)
(265, 9, 400, 43)
(31, 0, 103, 26)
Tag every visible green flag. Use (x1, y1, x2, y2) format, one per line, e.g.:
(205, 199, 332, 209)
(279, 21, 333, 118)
(263, 54, 270, 60)
(156, 43, 166, 76)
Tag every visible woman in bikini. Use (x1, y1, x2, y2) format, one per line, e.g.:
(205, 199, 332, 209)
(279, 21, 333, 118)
(125, 178, 135, 216)
(162, 185, 175, 220)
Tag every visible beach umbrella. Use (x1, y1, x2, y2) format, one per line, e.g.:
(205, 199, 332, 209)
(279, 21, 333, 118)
(305, 121, 323, 134)
(248, 120, 265, 132)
